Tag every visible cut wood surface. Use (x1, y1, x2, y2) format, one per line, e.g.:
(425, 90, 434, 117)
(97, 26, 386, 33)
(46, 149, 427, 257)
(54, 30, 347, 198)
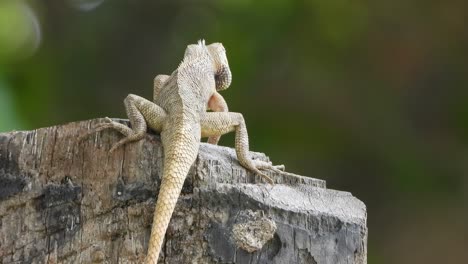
(0, 119, 367, 263)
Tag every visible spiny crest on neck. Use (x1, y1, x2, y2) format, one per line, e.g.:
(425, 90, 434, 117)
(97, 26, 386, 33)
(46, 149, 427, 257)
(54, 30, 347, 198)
(186, 40, 208, 58)
(178, 39, 210, 69)
(198, 39, 206, 48)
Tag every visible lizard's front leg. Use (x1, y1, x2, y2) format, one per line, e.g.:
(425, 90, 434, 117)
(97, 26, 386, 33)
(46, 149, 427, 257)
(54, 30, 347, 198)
(206, 91, 228, 145)
(201, 112, 284, 183)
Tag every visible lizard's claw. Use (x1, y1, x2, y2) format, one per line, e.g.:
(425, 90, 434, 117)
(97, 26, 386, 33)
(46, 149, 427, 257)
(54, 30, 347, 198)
(77, 117, 114, 142)
(79, 117, 140, 154)
(254, 160, 285, 172)
(109, 131, 146, 153)
(94, 117, 118, 133)
(109, 142, 122, 153)
(271, 164, 285, 172)
(254, 170, 274, 184)
(248, 160, 287, 184)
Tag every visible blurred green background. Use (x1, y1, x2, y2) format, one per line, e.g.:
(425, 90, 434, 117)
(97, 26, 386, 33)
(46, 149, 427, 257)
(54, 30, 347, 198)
(1, 0, 467, 263)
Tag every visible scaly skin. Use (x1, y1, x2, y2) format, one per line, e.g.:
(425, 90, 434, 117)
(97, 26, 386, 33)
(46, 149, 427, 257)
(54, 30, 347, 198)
(84, 40, 283, 263)
(154, 72, 228, 145)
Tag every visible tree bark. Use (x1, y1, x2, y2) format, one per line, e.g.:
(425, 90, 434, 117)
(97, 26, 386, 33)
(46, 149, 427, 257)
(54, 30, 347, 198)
(0, 118, 367, 264)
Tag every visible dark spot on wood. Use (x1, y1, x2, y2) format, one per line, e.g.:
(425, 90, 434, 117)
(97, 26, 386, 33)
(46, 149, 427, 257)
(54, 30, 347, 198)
(205, 221, 236, 262)
(181, 177, 193, 194)
(0, 134, 21, 178)
(114, 181, 154, 203)
(298, 248, 317, 264)
(35, 183, 82, 210)
(0, 173, 26, 200)
(29, 182, 83, 250)
(45, 202, 81, 235)
(266, 233, 281, 260)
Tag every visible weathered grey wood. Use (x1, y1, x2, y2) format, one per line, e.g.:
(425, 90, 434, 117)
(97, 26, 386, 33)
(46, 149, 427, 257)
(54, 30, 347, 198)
(0, 118, 367, 264)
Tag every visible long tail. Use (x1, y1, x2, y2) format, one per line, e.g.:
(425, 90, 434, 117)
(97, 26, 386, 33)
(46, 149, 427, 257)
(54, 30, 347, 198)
(145, 136, 199, 263)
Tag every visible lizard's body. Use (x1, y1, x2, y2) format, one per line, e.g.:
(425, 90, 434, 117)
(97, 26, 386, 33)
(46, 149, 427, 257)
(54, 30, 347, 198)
(153, 67, 228, 145)
(84, 40, 282, 263)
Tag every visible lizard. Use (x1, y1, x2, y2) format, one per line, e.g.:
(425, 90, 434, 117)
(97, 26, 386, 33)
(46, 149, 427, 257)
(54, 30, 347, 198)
(83, 40, 284, 263)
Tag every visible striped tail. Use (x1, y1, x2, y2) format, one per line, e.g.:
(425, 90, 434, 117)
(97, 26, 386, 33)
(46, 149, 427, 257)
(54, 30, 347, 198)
(145, 138, 199, 264)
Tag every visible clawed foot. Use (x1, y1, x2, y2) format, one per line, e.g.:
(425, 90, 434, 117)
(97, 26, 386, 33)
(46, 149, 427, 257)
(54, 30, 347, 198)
(254, 170, 274, 184)
(269, 164, 285, 172)
(79, 117, 142, 153)
(108, 131, 145, 153)
(249, 160, 286, 184)
(78, 117, 114, 142)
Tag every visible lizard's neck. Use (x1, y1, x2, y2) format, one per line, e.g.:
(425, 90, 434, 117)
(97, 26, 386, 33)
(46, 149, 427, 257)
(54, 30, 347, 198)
(173, 56, 215, 113)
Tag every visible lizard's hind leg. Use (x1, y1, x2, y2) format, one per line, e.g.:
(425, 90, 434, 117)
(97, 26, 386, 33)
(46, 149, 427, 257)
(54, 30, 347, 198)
(201, 112, 284, 183)
(108, 94, 167, 152)
(80, 95, 167, 153)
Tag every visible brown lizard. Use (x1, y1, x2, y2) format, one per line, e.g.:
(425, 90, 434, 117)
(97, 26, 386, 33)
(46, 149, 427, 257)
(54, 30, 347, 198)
(84, 40, 284, 263)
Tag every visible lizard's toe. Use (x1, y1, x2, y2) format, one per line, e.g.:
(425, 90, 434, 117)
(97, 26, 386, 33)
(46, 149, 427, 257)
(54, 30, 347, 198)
(78, 122, 113, 142)
(109, 132, 145, 153)
(255, 170, 274, 184)
(253, 160, 284, 173)
(272, 164, 285, 172)
(109, 141, 123, 153)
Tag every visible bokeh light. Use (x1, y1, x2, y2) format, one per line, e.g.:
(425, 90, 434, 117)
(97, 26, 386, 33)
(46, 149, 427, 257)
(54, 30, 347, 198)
(0, 0, 40, 63)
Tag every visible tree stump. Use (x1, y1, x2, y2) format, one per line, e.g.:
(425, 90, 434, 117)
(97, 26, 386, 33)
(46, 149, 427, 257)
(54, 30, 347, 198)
(0, 119, 367, 263)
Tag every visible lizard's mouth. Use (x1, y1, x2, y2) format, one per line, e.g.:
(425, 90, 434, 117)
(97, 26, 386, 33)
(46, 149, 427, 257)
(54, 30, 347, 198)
(215, 64, 232, 91)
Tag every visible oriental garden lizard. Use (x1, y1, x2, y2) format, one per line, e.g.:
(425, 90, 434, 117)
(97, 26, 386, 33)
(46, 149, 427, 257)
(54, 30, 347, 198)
(82, 40, 284, 263)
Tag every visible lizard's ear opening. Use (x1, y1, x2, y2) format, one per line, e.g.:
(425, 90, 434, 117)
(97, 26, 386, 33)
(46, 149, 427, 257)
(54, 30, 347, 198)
(215, 64, 232, 91)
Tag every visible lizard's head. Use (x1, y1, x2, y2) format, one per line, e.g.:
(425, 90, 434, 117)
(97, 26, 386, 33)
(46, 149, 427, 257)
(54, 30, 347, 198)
(207, 42, 232, 91)
(183, 40, 232, 91)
